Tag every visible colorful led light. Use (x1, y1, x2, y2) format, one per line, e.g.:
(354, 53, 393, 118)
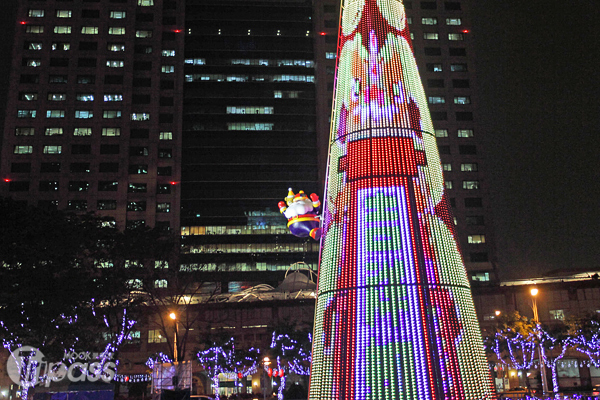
(309, 1, 494, 399)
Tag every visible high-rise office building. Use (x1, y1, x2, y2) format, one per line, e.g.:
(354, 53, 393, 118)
(0, 0, 496, 284)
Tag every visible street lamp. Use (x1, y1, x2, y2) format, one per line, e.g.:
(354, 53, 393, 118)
(262, 357, 271, 400)
(530, 287, 547, 395)
(169, 312, 179, 363)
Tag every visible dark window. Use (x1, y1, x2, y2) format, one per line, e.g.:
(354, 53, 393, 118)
(162, 32, 176, 41)
(427, 79, 444, 88)
(50, 58, 69, 67)
(404, 1, 413, 9)
(110, 0, 127, 3)
(162, 16, 176, 25)
(67, 200, 87, 211)
(129, 164, 148, 174)
(157, 166, 172, 176)
(159, 113, 174, 123)
(99, 162, 119, 172)
(41, 162, 61, 173)
(128, 183, 147, 193)
(134, 61, 152, 70)
(431, 112, 447, 121)
(133, 78, 152, 87)
(97, 200, 117, 210)
(160, 80, 174, 90)
(130, 146, 149, 156)
(456, 112, 473, 121)
(68, 181, 89, 192)
(158, 148, 172, 158)
(445, 2, 461, 10)
(470, 252, 489, 262)
(78, 58, 97, 68)
(159, 97, 173, 106)
(38, 200, 58, 210)
(39, 181, 59, 191)
(100, 144, 120, 154)
(325, 36, 338, 44)
(20, 74, 39, 84)
(421, 1, 437, 9)
(449, 47, 467, 56)
(81, 9, 100, 17)
(127, 201, 146, 211)
(452, 79, 470, 88)
(133, 94, 151, 104)
(98, 181, 118, 191)
(438, 145, 450, 155)
(464, 197, 483, 208)
(155, 221, 170, 232)
(105, 75, 124, 85)
(459, 145, 477, 155)
(11, 163, 31, 173)
(466, 216, 484, 225)
(70, 163, 90, 173)
(136, 13, 154, 22)
(324, 19, 337, 28)
(126, 220, 145, 229)
(135, 45, 153, 54)
(71, 144, 91, 154)
(163, 0, 176, 9)
(449, 198, 456, 207)
(77, 75, 95, 84)
(157, 184, 171, 194)
(324, 5, 336, 12)
(78, 42, 98, 51)
(424, 47, 442, 56)
(9, 181, 30, 192)
(49, 75, 68, 84)
(130, 129, 149, 138)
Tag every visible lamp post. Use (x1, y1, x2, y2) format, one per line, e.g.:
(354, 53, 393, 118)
(169, 312, 179, 363)
(530, 287, 548, 395)
(262, 357, 271, 400)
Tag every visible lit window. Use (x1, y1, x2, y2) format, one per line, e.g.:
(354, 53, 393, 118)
(97, 200, 117, 210)
(460, 163, 478, 172)
(15, 128, 35, 136)
(156, 203, 171, 213)
(159, 131, 173, 140)
(434, 129, 448, 137)
(454, 96, 471, 105)
(73, 128, 92, 136)
(451, 63, 468, 72)
(161, 49, 175, 57)
(18, 109, 37, 118)
(52, 42, 70, 51)
(458, 129, 474, 137)
(127, 201, 146, 211)
(25, 59, 42, 67)
(103, 110, 122, 119)
(76, 94, 94, 102)
(54, 26, 72, 34)
(106, 60, 124, 68)
(135, 30, 153, 38)
(148, 329, 166, 343)
(75, 110, 93, 119)
(102, 127, 121, 136)
(227, 122, 274, 131)
(184, 58, 205, 65)
(43, 145, 62, 154)
(226, 106, 274, 114)
(471, 272, 490, 282)
(46, 110, 65, 118)
(45, 127, 63, 136)
(14, 145, 33, 154)
(48, 93, 66, 101)
(27, 42, 42, 50)
(56, 10, 72, 18)
(154, 279, 168, 288)
(462, 180, 480, 190)
(108, 27, 126, 35)
(442, 163, 452, 171)
(29, 9, 45, 17)
(427, 63, 443, 72)
(428, 96, 445, 104)
(421, 17, 438, 25)
(104, 94, 123, 102)
(446, 18, 462, 26)
(81, 26, 98, 35)
(325, 52, 336, 59)
(468, 235, 486, 244)
(131, 113, 150, 121)
(20, 93, 38, 101)
(26, 26, 44, 34)
(424, 33, 439, 40)
(449, 33, 464, 41)
(108, 43, 125, 52)
(549, 310, 565, 321)
(138, 0, 154, 5)
(67, 200, 87, 211)
(445, 181, 453, 189)
(110, 11, 126, 19)
(161, 65, 175, 73)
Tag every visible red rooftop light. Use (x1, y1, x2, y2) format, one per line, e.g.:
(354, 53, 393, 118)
(20, 21, 27, 25)
(170, 181, 178, 185)
(3, 179, 11, 182)
(173, 29, 182, 33)
(462, 29, 470, 33)
(320, 32, 327, 36)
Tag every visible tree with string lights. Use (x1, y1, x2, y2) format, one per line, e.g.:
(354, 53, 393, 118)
(269, 326, 312, 400)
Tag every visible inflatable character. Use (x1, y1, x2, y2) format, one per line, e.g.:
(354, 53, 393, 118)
(278, 188, 322, 240)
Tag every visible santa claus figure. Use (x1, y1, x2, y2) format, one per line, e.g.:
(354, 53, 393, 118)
(278, 188, 321, 240)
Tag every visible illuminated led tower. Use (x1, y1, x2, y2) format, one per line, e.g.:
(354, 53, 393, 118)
(310, 1, 495, 399)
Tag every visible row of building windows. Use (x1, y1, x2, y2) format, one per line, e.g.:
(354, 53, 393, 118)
(424, 47, 467, 56)
(442, 162, 478, 172)
(8, 181, 174, 194)
(22, 58, 175, 69)
(25, 25, 164, 38)
(27, 9, 172, 19)
(423, 33, 465, 41)
(427, 78, 469, 88)
(428, 96, 471, 104)
(17, 110, 162, 121)
(444, 180, 480, 190)
(14, 127, 172, 140)
(20, 74, 175, 88)
(179, 262, 316, 273)
(183, 242, 320, 255)
(184, 74, 315, 83)
(20, 93, 125, 102)
(438, 145, 477, 155)
(435, 129, 474, 137)
(24, 42, 175, 56)
(426, 63, 467, 72)
(430, 111, 473, 121)
(227, 59, 314, 68)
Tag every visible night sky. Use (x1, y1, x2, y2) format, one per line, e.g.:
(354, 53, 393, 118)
(471, 0, 600, 279)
